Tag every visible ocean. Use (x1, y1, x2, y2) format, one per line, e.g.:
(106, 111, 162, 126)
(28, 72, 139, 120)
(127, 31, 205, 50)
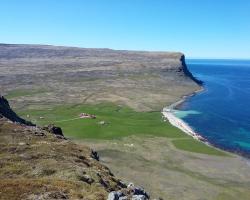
(175, 59, 250, 157)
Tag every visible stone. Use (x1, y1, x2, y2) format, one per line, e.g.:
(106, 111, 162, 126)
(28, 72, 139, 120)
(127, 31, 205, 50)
(131, 195, 147, 200)
(118, 197, 128, 200)
(133, 187, 150, 198)
(107, 192, 119, 200)
(79, 174, 94, 184)
(44, 124, 64, 137)
(127, 182, 134, 188)
(108, 183, 150, 200)
(91, 150, 99, 161)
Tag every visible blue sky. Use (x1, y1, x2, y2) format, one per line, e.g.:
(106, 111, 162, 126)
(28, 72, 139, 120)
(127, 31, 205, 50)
(1, 0, 249, 58)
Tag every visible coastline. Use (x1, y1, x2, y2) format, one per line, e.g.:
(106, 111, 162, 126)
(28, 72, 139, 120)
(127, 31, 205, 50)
(162, 86, 208, 143)
(169, 86, 205, 109)
(162, 87, 250, 160)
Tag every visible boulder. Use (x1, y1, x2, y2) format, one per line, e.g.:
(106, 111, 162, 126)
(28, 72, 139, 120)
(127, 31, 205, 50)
(43, 124, 65, 138)
(107, 192, 119, 200)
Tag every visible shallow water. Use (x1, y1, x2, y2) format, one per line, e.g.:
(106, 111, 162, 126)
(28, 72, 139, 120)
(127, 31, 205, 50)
(175, 59, 250, 157)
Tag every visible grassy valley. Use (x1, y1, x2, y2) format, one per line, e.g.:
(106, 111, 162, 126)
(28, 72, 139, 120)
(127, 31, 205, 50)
(17, 103, 227, 156)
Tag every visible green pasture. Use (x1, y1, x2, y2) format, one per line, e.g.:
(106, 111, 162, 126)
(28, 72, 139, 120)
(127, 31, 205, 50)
(18, 103, 228, 156)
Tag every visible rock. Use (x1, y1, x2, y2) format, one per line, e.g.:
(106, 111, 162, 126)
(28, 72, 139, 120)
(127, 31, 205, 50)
(0, 95, 34, 126)
(91, 150, 100, 161)
(133, 187, 150, 199)
(108, 183, 150, 200)
(116, 191, 123, 197)
(118, 197, 128, 200)
(107, 191, 119, 200)
(34, 130, 45, 136)
(132, 195, 147, 200)
(127, 182, 135, 188)
(43, 124, 65, 138)
(180, 55, 203, 85)
(79, 174, 94, 184)
(107, 191, 125, 200)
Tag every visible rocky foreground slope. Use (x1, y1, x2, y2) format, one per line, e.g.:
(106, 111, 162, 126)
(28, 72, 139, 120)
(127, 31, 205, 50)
(0, 95, 151, 200)
(0, 44, 201, 111)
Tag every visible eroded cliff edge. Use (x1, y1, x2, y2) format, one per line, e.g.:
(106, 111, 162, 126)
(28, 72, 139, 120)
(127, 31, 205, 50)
(179, 55, 202, 85)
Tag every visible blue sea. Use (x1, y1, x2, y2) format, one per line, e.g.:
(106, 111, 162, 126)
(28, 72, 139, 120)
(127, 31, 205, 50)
(175, 59, 250, 157)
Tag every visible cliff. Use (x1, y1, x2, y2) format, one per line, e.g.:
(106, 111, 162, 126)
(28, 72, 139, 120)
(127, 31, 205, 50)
(179, 55, 202, 85)
(0, 95, 34, 126)
(0, 44, 201, 111)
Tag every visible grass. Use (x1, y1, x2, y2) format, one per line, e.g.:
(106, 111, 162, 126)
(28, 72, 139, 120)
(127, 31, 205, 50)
(6, 88, 47, 99)
(18, 103, 227, 156)
(172, 138, 228, 156)
(0, 178, 106, 200)
(18, 103, 188, 139)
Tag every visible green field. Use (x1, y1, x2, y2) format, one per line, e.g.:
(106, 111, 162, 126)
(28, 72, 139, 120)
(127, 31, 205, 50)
(18, 103, 228, 156)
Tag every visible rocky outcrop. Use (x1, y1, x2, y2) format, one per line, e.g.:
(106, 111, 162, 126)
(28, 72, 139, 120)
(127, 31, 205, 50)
(0, 95, 34, 126)
(43, 124, 65, 139)
(108, 183, 150, 200)
(179, 55, 203, 85)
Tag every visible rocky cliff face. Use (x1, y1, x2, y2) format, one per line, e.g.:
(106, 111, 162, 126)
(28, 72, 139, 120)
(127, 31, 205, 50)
(179, 55, 202, 85)
(0, 96, 151, 200)
(0, 95, 34, 126)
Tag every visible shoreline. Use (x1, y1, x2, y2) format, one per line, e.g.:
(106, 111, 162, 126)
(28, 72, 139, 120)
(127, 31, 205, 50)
(162, 108, 207, 142)
(169, 86, 205, 109)
(162, 87, 250, 160)
(162, 105, 250, 160)
(162, 86, 209, 143)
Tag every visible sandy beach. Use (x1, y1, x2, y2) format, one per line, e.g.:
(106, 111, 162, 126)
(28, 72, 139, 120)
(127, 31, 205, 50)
(162, 87, 209, 142)
(162, 108, 205, 141)
(162, 88, 207, 143)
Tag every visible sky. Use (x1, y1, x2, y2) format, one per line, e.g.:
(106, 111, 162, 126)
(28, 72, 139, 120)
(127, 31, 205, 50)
(0, 0, 250, 58)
